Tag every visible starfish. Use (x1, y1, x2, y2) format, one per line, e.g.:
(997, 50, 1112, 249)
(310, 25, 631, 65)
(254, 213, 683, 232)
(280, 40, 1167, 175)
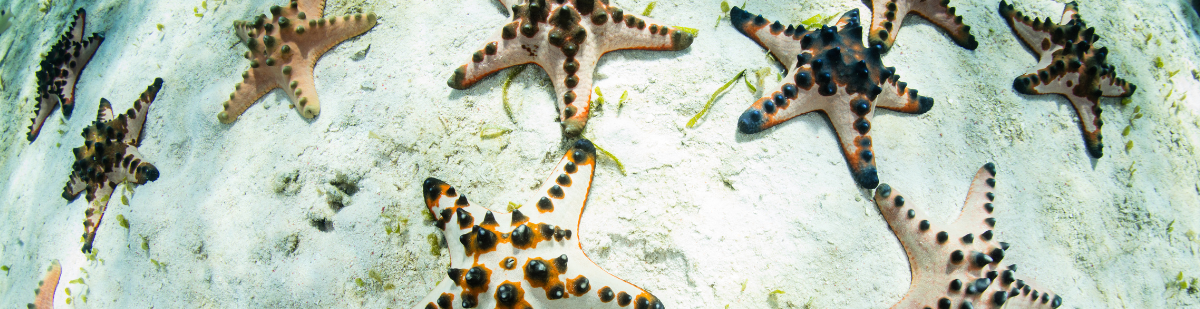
(28, 8, 104, 142)
(866, 0, 978, 53)
(217, 0, 378, 123)
(62, 78, 164, 253)
(447, 0, 695, 136)
(730, 7, 934, 189)
(29, 260, 61, 309)
(999, 1, 1136, 158)
(873, 163, 1064, 309)
(416, 139, 664, 309)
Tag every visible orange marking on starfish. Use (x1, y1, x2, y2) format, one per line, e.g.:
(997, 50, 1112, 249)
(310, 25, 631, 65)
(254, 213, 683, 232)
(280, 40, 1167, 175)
(448, 0, 694, 136)
(218, 0, 378, 123)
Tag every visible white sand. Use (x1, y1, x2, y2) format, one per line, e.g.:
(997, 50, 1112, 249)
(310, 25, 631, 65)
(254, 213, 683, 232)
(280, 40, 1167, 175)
(1, 0, 1199, 307)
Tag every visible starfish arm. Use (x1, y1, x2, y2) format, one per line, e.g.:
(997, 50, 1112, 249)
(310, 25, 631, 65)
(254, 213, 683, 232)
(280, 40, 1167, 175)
(81, 181, 113, 253)
(447, 25, 542, 90)
(26, 97, 59, 142)
(729, 7, 805, 69)
(591, 11, 694, 53)
(1097, 73, 1135, 98)
(875, 164, 1064, 309)
(97, 98, 117, 122)
(283, 12, 377, 66)
(121, 78, 164, 146)
(553, 57, 596, 136)
(999, 1, 1057, 58)
(296, 0, 326, 17)
(873, 74, 935, 114)
(105, 146, 161, 185)
(825, 93, 879, 189)
(419, 140, 661, 308)
(218, 60, 288, 123)
(62, 173, 87, 201)
(736, 68, 826, 132)
(32, 260, 61, 309)
(57, 34, 104, 118)
(870, 0, 977, 52)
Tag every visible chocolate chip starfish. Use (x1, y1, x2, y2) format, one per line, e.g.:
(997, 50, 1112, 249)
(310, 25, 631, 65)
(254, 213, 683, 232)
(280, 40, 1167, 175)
(730, 7, 934, 189)
(63, 78, 164, 253)
(1000, 1, 1136, 158)
(874, 163, 1063, 309)
(28, 8, 103, 141)
(867, 0, 978, 53)
(218, 0, 377, 123)
(417, 139, 664, 309)
(448, 0, 695, 136)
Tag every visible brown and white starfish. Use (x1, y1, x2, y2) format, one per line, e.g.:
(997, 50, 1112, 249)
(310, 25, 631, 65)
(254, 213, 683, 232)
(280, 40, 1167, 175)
(448, 0, 695, 136)
(416, 139, 664, 309)
(29, 260, 62, 309)
(1000, 0, 1136, 158)
(28, 8, 103, 141)
(218, 0, 377, 123)
(866, 0, 978, 53)
(730, 7, 933, 189)
(63, 78, 163, 253)
(874, 163, 1063, 309)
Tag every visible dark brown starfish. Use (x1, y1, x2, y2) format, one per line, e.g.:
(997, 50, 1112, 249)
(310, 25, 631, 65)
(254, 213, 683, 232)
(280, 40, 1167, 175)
(1000, 0, 1136, 158)
(28, 8, 103, 141)
(63, 78, 163, 253)
(448, 0, 694, 136)
(867, 0, 978, 53)
(730, 7, 933, 189)
(874, 163, 1063, 309)
(218, 0, 377, 123)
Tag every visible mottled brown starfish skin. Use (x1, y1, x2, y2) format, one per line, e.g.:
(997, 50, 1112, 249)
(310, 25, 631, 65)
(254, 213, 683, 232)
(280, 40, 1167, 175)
(417, 139, 664, 309)
(448, 0, 695, 136)
(28, 8, 103, 142)
(731, 7, 933, 189)
(218, 0, 377, 123)
(1000, 1, 1135, 158)
(867, 0, 978, 53)
(874, 163, 1063, 309)
(29, 260, 61, 309)
(63, 78, 163, 253)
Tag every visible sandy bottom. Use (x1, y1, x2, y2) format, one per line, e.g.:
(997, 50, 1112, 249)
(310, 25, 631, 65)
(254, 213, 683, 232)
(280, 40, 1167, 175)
(1, 0, 1199, 308)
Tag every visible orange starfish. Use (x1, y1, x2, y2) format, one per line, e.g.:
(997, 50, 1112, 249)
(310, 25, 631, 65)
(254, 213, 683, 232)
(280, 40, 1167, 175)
(30, 260, 61, 309)
(866, 0, 978, 53)
(448, 0, 695, 136)
(63, 79, 163, 253)
(218, 0, 377, 123)
(28, 8, 103, 141)
(874, 163, 1063, 308)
